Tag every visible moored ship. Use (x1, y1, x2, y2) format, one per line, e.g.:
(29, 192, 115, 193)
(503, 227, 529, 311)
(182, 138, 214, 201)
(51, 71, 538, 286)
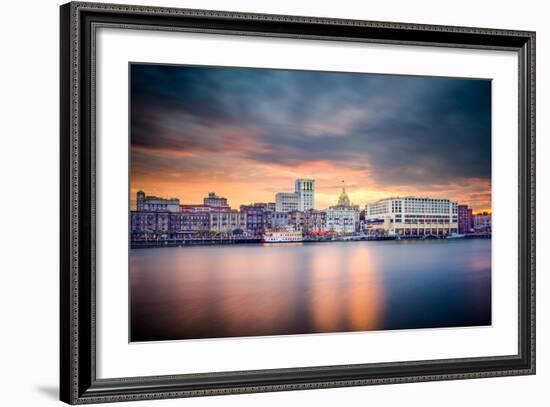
(262, 228, 303, 243)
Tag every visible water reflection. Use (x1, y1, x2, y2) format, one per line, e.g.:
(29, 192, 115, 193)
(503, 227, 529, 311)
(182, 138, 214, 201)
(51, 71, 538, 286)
(130, 239, 491, 342)
(309, 245, 384, 333)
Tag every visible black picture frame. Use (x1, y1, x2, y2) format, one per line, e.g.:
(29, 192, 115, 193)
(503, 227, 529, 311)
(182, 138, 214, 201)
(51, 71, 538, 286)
(60, 2, 536, 404)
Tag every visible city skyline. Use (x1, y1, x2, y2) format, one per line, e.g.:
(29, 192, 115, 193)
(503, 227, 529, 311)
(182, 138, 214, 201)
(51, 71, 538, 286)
(131, 64, 492, 212)
(130, 181, 489, 214)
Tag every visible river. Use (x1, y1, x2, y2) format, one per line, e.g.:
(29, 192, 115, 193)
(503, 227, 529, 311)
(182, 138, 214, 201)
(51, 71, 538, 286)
(130, 238, 491, 341)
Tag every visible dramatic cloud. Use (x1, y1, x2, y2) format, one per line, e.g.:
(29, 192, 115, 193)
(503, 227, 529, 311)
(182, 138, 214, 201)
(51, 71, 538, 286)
(130, 64, 491, 211)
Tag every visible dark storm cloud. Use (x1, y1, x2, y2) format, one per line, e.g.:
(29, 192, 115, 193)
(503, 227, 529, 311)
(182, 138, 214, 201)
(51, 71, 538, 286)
(130, 64, 491, 187)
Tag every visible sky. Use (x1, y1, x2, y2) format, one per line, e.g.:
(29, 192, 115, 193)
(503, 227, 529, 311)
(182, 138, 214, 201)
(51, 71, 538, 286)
(130, 64, 492, 212)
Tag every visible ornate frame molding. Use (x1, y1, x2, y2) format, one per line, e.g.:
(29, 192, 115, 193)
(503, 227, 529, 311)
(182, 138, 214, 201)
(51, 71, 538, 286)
(60, 2, 535, 404)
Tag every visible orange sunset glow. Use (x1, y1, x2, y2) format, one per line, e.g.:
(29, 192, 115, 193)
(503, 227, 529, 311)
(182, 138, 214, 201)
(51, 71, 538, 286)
(130, 157, 492, 211)
(130, 64, 492, 211)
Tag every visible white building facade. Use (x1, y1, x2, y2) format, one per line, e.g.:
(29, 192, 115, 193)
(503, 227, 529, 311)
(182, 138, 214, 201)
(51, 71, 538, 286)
(275, 192, 300, 212)
(276, 178, 315, 212)
(365, 197, 458, 237)
(208, 210, 246, 233)
(326, 187, 360, 234)
(295, 178, 315, 211)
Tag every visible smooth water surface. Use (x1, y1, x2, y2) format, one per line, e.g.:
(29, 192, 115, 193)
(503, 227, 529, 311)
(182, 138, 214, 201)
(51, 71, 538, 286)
(130, 239, 491, 341)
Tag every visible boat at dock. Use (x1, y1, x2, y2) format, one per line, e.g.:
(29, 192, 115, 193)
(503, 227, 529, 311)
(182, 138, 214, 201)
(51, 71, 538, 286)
(262, 228, 304, 243)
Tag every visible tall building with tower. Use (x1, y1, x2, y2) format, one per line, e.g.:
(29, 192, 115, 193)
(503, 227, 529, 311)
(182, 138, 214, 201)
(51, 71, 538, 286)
(275, 178, 315, 212)
(295, 179, 315, 211)
(326, 185, 360, 233)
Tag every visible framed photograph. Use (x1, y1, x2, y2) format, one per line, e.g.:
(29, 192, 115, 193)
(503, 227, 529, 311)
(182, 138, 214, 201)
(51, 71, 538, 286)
(60, 1, 536, 404)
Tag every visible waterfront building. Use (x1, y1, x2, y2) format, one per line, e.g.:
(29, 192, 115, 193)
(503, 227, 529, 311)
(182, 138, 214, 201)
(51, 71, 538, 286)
(132, 211, 213, 240)
(136, 190, 180, 212)
(203, 192, 229, 208)
(289, 209, 327, 233)
(275, 192, 299, 212)
(240, 203, 273, 235)
(359, 209, 367, 232)
(365, 197, 458, 237)
(288, 210, 306, 231)
(209, 210, 246, 233)
(458, 204, 474, 234)
(305, 209, 327, 233)
(275, 178, 315, 212)
(240, 205, 261, 234)
(473, 212, 492, 233)
(169, 212, 210, 239)
(130, 211, 171, 240)
(269, 211, 290, 229)
(295, 179, 315, 211)
(326, 187, 360, 234)
(180, 204, 229, 213)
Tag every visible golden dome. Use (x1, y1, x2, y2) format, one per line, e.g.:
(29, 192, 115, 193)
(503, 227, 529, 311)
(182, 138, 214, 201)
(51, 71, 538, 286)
(337, 187, 351, 206)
